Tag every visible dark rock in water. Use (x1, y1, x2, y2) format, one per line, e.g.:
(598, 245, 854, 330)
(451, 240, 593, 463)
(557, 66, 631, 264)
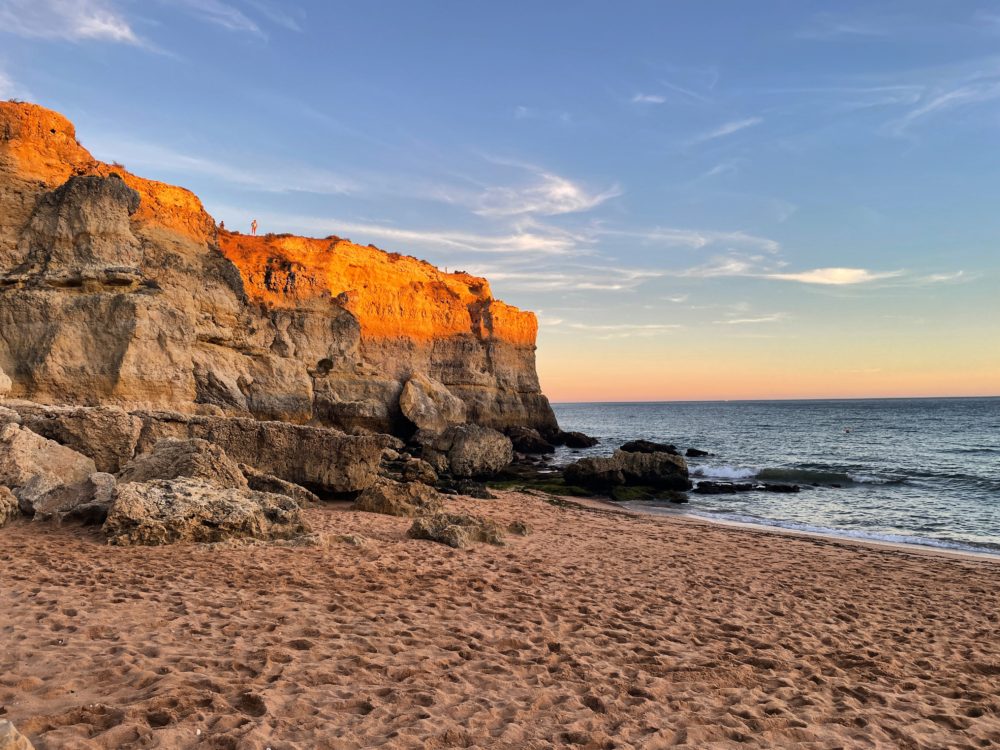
(565, 450, 690, 491)
(693, 481, 754, 495)
(621, 439, 678, 455)
(506, 426, 556, 455)
(685, 447, 709, 458)
(665, 491, 689, 504)
(761, 483, 800, 493)
(555, 430, 598, 448)
(609, 485, 689, 504)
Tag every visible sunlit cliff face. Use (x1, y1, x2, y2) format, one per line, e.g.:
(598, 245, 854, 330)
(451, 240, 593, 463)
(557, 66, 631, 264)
(218, 232, 538, 346)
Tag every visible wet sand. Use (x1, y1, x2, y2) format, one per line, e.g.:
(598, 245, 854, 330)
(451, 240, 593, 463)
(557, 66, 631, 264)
(2, 490, 999, 749)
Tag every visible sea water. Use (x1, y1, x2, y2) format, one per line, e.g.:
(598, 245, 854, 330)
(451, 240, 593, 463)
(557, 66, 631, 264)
(551, 398, 1000, 555)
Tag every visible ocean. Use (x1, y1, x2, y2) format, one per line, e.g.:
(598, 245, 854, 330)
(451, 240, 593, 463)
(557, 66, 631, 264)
(551, 398, 1000, 555)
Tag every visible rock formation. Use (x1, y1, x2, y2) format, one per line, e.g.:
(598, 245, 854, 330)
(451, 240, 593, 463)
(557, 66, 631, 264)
(0, 102, 557, 441)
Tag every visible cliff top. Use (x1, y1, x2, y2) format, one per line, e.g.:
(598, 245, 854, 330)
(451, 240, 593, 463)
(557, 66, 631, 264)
(0, 101, 536, 344)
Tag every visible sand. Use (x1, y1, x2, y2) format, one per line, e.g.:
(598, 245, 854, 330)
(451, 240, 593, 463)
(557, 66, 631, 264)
(2, 490, 998, 749)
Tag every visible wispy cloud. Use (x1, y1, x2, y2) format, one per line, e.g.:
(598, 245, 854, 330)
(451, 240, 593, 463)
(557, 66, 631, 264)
(765, 267, 903, 285)
(631, 93, 666, 104)
(566, 322, 682, 339)
(474, 161, 621, 217)
(482, 267, 661, 292)
(603, 227, 780, 253)
(690, 116, 763, 144)
(0, 69, 28, 99)
(163, 0, 263, 36)
(890, 79, 1000, 134)
(0, 0, 140, 44)
(714, 313, 787, 325)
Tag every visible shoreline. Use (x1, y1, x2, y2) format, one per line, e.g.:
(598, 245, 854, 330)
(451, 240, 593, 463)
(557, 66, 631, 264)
(563, 493, 1000, 564)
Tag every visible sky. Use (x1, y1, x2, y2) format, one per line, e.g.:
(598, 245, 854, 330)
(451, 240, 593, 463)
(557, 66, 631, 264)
(1, 0, 998, 402)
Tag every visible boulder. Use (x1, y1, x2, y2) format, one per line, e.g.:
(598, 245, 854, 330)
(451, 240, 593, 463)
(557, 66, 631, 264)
(400, 457, 438, 485)
(11, 403, 142, 473)
(556, 430, 599, 448)
(417, 424, 514, 478)
(32, 472, 116, 523)
(564, 449, 690, 492)
(0, 486, 19, 528)
(686, 447, 709, 458)
(239, 463, 320, 506)
(399, 373, 467, 432)
(0, 367, 11, 399)
(407, 512, 506, 548)
(103, 478, 310, 546)
(0, 406, 19, 425)
(352, 478, 444, 517)
(507, 426, 555, 454)
(134, 412, 385, 494)
(0, 721, 34, 750)
(119, 438, 248, 489)
(621, 439, 678, 455)
(762, 483, 800, 493)
(0, 423, 97, 514)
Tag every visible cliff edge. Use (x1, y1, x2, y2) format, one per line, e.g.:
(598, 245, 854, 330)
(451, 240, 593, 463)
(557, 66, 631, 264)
(0, 102, 557, 437)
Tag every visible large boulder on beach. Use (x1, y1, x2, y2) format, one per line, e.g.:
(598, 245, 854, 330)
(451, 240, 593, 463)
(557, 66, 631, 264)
(103, 478, 310, 545)
(416, 424, 514, 478)
(31, 471, 117, 523)
(0, 422, 97, 514)
(352, 478, 444, 517)
(565, 449, 690, 491)
(119, 438, 248, 489)
(239, 463, 320, 506)
(10, 403, 142, 473)
(399, 373, 467, 432)
(407, 512, 506, 548)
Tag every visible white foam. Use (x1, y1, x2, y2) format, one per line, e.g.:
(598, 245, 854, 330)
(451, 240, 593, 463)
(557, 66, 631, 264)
(692, 465, 757, 481)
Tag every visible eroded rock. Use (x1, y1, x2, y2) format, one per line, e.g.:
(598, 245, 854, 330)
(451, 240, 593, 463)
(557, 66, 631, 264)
(507, 426, 555, 455)
(0, 422, 96, 514)
(11, 403, 142, 473)
(119, 438, 248, 489)
(239, 463, 320, 505)
(103, 478, 310, 545)
(352, 478, 444, 517)
(32, 471, 116, 523)
(621, 439, 678, 455)
(407, 512, 506, 548)
(564, 449, 690, 492)
(0, 486, 19, 528)
(399, 373, 466, 432)
(417, 424, 514, 478)
(0, 720, 34, 750)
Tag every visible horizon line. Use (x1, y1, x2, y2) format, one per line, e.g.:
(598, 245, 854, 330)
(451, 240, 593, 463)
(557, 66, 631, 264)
(550, 394, 1000, 405)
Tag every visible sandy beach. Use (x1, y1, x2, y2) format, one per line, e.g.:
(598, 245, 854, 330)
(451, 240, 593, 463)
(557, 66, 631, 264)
(2, 490, 999, 749)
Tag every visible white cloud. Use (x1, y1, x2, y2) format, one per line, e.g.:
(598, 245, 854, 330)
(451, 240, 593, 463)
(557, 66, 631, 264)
(482, 267, 661, 292)
(715, 313, 787, 325)
(890, 80, 1000, 134)
(566, 322, 682, 339)
(690, 116, 763, 144)
(631, 93, 666, 104)
(765, 267, 903, 285)
(605, 226, 780, 253)
(0, 0, 140, 44)
(163, 0, 262, 35)
(474, 165, 621, 217)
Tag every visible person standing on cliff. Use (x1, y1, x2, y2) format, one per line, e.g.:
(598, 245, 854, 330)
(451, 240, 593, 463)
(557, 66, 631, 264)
(250, 218, 258, 236)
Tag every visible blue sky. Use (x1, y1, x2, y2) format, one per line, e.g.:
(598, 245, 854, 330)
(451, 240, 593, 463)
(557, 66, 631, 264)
(2, 0, 998, 399)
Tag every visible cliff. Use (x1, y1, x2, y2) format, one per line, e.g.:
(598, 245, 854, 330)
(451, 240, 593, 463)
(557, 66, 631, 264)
(0, 102, 557, 436)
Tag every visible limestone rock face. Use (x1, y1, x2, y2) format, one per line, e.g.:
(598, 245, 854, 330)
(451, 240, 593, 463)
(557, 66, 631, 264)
(352, 478, 444, 517)
(399, 373, 466, 432)
(119, 438, 248, 489)
(0, 101, 558, 438)
(104, 478, 310, 545)
(0, 366, 10, 398)
(0, 422, 97, 514)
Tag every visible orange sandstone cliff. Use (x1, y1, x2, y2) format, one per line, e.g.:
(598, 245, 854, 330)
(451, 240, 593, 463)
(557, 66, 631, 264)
(0, 102, 557, 435)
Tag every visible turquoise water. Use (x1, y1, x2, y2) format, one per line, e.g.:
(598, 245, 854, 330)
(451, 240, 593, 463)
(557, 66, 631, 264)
(552, 398, 1000, 555)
